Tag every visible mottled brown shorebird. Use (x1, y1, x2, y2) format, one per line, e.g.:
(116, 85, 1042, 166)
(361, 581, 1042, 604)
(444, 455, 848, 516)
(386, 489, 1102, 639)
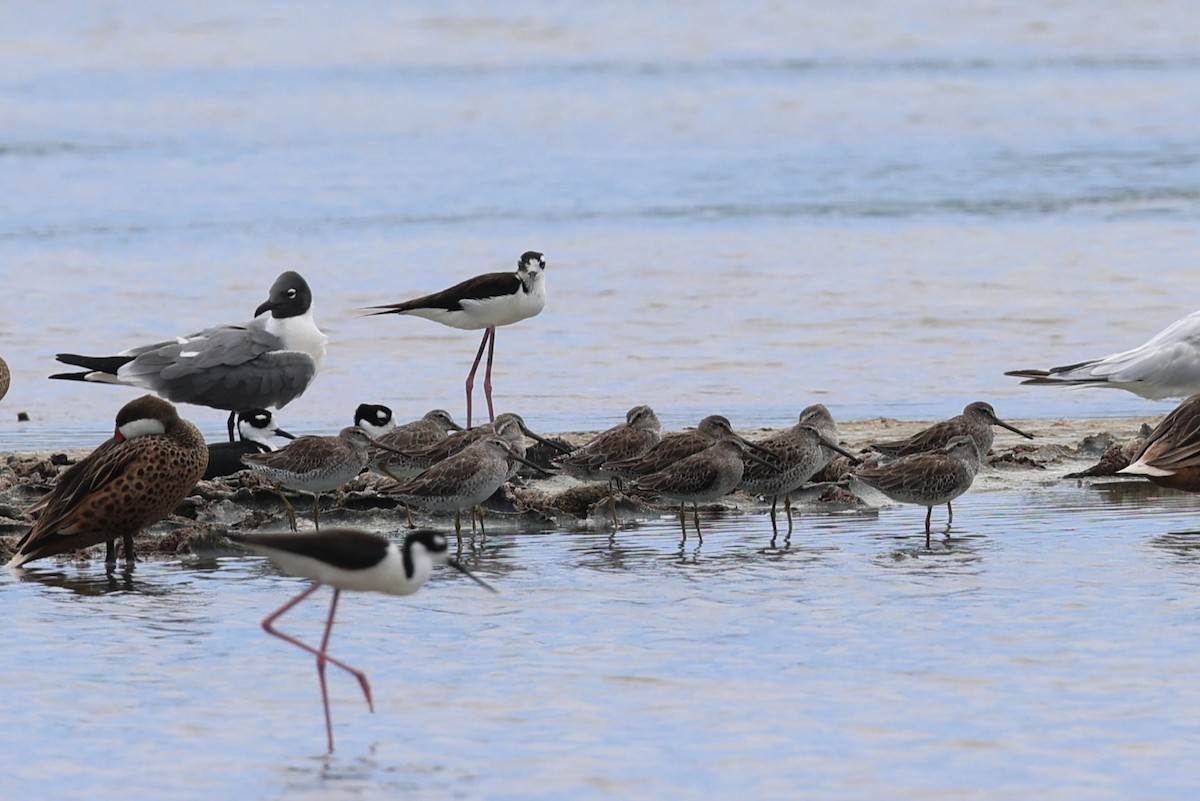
(852, 435, 982, 548)
(632, 438, 777, 537)
(740, 404, 861, 535)
(8, 395, 208, 567)
(381, 435, 540, 535)
(1118, 393, 1200, 491)
(0, 355, 9, 402)
(242, 426, 408, 531)
(555, 404, 662, 525)
(369, 409, 464, 482)
(870, 401, 1032, 459)
(401, 411, 567, 474)
(603, 414, 743, 483)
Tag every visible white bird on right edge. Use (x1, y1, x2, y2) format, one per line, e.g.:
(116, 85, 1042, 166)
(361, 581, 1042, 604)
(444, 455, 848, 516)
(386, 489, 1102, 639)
(1006, 308, 1200, 401)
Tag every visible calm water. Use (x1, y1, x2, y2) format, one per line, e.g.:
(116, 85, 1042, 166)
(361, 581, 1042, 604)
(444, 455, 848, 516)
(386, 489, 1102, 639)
(4, 1, 1200, 798)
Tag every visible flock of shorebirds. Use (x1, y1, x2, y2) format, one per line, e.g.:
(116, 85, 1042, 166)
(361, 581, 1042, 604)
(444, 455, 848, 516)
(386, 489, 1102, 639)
(8, 252, 1200, 750)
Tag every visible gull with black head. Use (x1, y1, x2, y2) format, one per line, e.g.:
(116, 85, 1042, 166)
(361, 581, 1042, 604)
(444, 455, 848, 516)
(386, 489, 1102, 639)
(51, 271, 326, 442)
(226, 527, 495, 753)
(365, 251, 546, 428)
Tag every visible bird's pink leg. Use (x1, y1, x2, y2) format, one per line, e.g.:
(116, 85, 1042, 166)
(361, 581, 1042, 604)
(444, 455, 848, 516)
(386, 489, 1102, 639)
(316, 589, 340, 752)
(260, 582, 375, 748)
(464, 328, 493, 428)
(483, 326, 497, 424)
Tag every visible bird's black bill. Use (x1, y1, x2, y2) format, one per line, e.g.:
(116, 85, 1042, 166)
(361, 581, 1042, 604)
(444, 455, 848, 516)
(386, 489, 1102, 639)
(447, 558, 498, 593)
(510, 450, 558, 477)
(820, 435, 862, 465)
(520, 426, 573, 455)
(276, 429, 297, 440)
(743, 450, 782, 472)
(994, 418, 1034, 440)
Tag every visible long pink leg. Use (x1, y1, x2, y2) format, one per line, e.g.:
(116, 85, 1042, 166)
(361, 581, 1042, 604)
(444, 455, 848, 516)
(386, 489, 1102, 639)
(464, 327, 493, 428)
(316, 589, 340, 752)
(482, 325, 497, 424)
(260, 582, 375, 749)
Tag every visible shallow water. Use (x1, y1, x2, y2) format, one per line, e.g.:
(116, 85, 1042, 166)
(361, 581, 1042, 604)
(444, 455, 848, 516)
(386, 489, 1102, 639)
(5, 484, 1200, 800)
(5, 2, 1200, 797)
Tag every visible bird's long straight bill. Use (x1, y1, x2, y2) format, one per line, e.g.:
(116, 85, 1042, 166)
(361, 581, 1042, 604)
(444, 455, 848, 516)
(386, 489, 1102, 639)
(509, 449, 556, 475)
(447, 558, 498, 593)
(995, 419, 1035, 440)
(734, 434, 783, 462)
(519, 426, 572, 454)
(820, 436, 862, 464)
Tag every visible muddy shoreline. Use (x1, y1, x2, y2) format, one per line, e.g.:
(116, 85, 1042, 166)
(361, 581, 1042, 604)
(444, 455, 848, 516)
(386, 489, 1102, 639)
(0, 415, 1165, 563)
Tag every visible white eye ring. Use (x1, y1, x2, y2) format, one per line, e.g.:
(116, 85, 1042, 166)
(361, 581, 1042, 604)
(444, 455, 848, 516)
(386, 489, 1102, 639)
(287, 288, 297, 297)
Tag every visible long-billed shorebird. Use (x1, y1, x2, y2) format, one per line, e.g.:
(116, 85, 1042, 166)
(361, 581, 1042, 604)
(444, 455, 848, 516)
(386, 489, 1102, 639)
(851, 435, 982, 548)
(1006, 309, 1200, 401)
(1119, 393, 1200, 491)
(368, 409, 464, 482)
(401, 412, 568, 475)
(632, 437, 777, 537)
(204, 409, 296, 480)
(364, 251, 546, 428)
(604, 414, 746, 483)
(241, 426, 410, 531)
(381, 435, 542, 535)
(740, 404, 861, 535)
(227, 528, 495, 752)
(8, 395, 208, 567)
(870, 401, 1032, 459)
(51, 271, 326, 441)
(555, 404, 662, 524)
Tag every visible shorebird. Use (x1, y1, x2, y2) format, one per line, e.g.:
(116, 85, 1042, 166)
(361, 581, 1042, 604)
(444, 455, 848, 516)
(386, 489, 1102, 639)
(353, 403, 395, 439)
(8, 395, 208, 567)
(0, 355, 9, 402)
(740, 404, 861, 535)
(1006, 309, 1200, 401)
(632, 438, 777, 537)
(870, 401, 1033, 459)
(381, 435, 541, 536)
(241, 426, 410, 531)
(204, 409, 296, 480)
(1119, 393, 1200, 491)
(51, 271, 326, 441)
(851, 435, 982, 548)
(554, 404, 662, 524)
(226, 528, 495, 752)
(368, 409, 464, 482)
(365, 251, 547, 427)
(604, 414, 746, 483)
(401, 412, 568, 475)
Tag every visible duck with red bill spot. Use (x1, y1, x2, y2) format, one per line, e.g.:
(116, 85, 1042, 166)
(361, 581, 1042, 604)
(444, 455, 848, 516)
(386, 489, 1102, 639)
(226, 527, 496, 753)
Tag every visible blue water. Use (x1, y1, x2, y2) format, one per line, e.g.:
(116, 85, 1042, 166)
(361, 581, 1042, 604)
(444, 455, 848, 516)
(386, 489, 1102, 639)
(4, 1, 1200, 798)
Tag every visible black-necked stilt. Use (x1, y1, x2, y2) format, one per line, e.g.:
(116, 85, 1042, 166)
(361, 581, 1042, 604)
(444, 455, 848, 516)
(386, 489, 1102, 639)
(204, 409, 296, 480)
(226, 527, 496, 753)
(365, 251, 546, 428)
(353, 403, 396, 440)
(241, 426, 412, 531)
(1006, 308, 1200, 401)
(51, 271, 327, 442)
(850, 435, 981, 548)
(870, 401, 1033, 459)
(632, 437, 778, 537)
(382, 434, 544, 535)
(8, 395, 208, 568)
(739, 404, 861, 535)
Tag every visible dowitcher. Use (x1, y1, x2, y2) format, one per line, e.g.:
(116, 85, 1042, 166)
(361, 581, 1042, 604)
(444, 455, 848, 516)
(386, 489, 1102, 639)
(365, 251, 546, 427)
(632, 438, 777, 537)
(8, 395, 208, 567)
(1006, 308, 1200, 400)
(369, 409, 464, 482)
(1119, 393, 1200, 491)
(402, 411, 567, 474)
(381, 435, 540, 535)
(227, 528, 495, 752)
(52, 271, 326, 441)
(852, 435, 981, 548)
(242, 426, 407, 531)
(204, 409, 296, 480)
(555, 404, 662, 525)
(603, 414, 744, 483)
(871, 401, 1032, 459)
(740, 404, 861, 535)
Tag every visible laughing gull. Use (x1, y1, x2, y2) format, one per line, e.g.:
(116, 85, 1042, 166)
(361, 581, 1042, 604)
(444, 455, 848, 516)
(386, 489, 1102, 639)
(51, 271, 327, 441)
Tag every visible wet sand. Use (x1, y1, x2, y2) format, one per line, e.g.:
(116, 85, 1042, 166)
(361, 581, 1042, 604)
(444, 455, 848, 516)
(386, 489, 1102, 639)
(0, 414, 1165, 563)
